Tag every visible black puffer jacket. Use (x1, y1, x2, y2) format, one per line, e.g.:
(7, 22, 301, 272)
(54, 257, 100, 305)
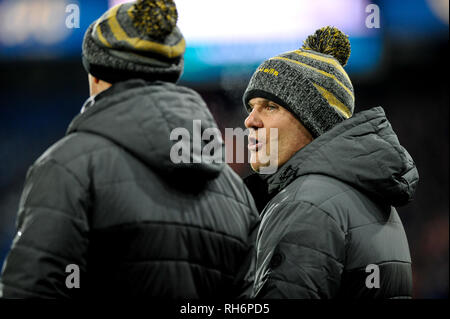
(0, 80, 260, 298)
(252, 107, 418, 299)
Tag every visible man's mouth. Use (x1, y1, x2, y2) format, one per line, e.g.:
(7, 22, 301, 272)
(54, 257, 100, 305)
(248, 136, 263, 151)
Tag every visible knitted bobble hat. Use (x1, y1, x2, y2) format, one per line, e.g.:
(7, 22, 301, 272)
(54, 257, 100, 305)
(82, 0, 186, 84)
(243, 26, 354, 138)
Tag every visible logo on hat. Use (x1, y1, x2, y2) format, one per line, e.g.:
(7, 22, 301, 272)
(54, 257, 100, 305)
(256, 67, 279, 76)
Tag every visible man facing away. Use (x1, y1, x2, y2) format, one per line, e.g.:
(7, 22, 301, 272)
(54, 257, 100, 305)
(243, 26, 419, 298)
(0, 0, 259, 298)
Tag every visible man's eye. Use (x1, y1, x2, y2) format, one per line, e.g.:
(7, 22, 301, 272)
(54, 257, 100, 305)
(266, 104, 277, 110)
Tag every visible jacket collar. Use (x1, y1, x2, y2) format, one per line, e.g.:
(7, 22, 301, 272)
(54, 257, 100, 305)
(260, 146, 303, 196)
(67, 79, 153, 135)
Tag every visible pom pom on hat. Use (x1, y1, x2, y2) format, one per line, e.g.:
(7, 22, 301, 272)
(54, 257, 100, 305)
(302, 26, 351, 66)
(131, 0, 178, 40)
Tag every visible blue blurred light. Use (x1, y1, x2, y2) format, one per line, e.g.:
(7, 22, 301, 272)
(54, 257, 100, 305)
(380, 0, 448, 37)
(181, 34, 382, 83)
(0, 0, 384, 82)
(0, 0, 108, 59)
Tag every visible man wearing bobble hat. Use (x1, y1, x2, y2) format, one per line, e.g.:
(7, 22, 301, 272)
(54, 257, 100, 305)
(243, 26, 419, 298)
(0, 0, 260, 298)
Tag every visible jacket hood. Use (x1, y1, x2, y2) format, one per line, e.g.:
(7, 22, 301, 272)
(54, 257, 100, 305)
(262, 107, 419, 207)
(67, 79, 224, 180)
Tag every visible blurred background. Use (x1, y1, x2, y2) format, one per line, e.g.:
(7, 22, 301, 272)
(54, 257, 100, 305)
(0, 0, 448, 298)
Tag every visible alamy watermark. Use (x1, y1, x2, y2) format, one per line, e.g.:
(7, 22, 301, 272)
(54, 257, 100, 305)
(365, 4, 381, 29)
(65, 264, 80, 289)
(65, 4, 80, 29)
(365, 264, 380, 289)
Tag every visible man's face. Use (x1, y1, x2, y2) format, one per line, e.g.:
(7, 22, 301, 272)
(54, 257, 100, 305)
(244, 97, 313, 172)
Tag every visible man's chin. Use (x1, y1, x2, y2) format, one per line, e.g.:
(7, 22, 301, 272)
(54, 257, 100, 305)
(249, 157, 271, 174)
(249, 153, 260, 172)
(249, 151, 280, 174)
(250, 162, 261, 173)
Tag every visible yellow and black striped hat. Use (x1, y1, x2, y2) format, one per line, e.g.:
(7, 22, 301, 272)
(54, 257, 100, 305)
(82, 0, 186, 83)
(243, 26, 354, 138)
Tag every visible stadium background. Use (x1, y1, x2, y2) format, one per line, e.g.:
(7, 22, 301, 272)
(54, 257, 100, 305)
(0, 0, 448, 298)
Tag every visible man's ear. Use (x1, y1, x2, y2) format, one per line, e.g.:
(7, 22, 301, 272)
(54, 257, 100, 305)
(92, 76, 100, 84)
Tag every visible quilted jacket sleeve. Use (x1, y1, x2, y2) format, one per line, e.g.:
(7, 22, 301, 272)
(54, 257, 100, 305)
(0, 158, 90, 298)
(256, 201, 346, 299)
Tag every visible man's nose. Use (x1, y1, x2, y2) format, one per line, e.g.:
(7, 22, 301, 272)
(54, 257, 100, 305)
(245, 110, 263, 129)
